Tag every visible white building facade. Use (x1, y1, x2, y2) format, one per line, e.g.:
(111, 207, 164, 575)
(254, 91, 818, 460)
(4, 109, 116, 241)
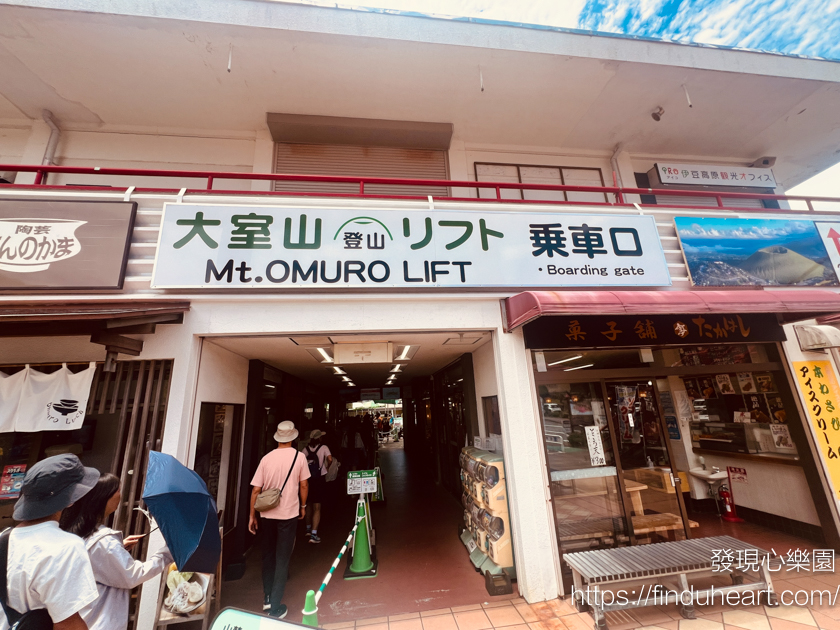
(3, 1, 840, 627)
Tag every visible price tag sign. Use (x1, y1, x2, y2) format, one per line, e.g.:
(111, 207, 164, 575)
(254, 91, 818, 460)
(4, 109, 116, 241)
(467, 539, 477, 553)
(347, 470, 378, 495)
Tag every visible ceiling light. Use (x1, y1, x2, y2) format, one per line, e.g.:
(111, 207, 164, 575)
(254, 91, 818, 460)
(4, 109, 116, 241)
(341, 376, 351, 382)
(564, 363, 594, 372)
(397, 345, 412, 360)
(390, 364, 402, 373)
(347, 382, 355, 387)
(548, 355, 583, 367)
(317, 347, 333, 363)
(332, 367, 346, 375)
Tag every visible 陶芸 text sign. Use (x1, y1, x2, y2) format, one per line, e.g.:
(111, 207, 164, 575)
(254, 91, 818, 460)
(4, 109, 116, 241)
(151, 204, 671, 289)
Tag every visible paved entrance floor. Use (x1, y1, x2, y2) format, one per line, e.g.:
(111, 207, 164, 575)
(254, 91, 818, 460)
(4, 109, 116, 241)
(221, 438, 519, 622)
(223, 437, 834, 630)
(326, 567, 840, 630)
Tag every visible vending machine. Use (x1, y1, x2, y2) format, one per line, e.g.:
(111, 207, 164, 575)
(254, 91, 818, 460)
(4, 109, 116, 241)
(459, 446, 515, 595)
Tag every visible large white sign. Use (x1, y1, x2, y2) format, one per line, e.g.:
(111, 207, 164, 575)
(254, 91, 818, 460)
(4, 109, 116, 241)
(151, 204, 671, 289)
(656, 163, 776, 188)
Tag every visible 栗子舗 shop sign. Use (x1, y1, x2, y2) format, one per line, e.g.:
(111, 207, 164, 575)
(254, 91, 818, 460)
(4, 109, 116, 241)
(151, 204, 671, 289)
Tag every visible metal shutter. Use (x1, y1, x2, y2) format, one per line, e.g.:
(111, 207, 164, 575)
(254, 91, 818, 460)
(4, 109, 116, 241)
(273, 143, 448, 196)
(654, 193, 763, 209)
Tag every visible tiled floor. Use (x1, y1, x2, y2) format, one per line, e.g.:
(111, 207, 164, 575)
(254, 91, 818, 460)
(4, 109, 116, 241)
(323, 568, 840, 630)
(224, 432, 836, 630)
(221, 439, 520, 622)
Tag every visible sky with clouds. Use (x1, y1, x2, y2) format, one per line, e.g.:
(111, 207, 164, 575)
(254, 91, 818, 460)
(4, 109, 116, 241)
(288, 0, 840, 191)
(295, 0, 840, 60)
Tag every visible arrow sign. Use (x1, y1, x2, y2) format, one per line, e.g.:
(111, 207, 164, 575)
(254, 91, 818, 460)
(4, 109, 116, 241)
(828, 228, 840, 255)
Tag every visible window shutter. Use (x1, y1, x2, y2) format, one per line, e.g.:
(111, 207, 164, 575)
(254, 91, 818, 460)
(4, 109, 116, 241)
(273, 143, 448, 196)
(654, 193, 764, 209)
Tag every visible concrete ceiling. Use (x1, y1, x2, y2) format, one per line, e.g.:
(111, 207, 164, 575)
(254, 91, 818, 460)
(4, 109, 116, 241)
(1, 4, 839, 185)
(207, 331, 491, 390)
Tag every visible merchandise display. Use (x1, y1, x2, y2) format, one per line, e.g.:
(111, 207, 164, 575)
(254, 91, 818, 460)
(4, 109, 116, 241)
(459, 446, 515, 595)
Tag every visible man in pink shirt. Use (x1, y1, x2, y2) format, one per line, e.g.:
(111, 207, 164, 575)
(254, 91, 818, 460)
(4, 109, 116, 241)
(249, 421, 310, 619)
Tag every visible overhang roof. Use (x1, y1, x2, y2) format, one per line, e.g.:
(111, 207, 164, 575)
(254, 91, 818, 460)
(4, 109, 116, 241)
(0, 300, 189, 336)
(0, 1, 839, 186)
(503, 290, 840, 331)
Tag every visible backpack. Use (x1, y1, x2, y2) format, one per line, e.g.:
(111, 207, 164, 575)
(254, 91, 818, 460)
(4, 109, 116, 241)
(305, 444, 323, 480)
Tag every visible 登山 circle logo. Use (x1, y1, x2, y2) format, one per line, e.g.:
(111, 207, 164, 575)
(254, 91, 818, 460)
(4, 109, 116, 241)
(0, 219, 86, 272)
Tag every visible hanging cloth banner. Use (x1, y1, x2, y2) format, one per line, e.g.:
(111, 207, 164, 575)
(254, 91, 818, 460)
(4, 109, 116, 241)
(0, 370, 26, 433)
(15, 363, 96, 432)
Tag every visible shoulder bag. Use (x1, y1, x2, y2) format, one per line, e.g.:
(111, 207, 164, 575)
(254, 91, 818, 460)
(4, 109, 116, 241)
(254, 451, 299, 513)
(0, 528, 54, 630)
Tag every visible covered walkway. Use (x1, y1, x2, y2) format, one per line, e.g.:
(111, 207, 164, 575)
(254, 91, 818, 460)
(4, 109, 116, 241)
(220, 440, 520, 623)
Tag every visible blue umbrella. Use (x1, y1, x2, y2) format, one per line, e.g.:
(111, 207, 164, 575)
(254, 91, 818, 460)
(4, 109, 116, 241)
(142, 451, 221, 573)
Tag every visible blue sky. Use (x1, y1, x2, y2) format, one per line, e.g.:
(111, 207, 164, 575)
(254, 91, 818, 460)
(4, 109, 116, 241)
(289, 0, 840, 60)
(286, 0, 840, 191)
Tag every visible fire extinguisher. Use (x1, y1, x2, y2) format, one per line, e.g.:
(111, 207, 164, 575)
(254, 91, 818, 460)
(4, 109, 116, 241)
(718, 484, 744, 523)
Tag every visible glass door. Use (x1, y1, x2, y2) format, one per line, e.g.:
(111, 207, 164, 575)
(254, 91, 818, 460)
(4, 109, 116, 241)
(605, 380, 690, 542)
(537, 382, 633, 590)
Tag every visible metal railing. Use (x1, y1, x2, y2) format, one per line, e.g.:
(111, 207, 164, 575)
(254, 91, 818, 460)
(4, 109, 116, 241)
(1, 163, 839, 213)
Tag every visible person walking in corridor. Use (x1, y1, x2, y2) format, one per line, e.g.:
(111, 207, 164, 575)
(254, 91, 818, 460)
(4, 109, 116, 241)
(303, 430, 333, 544)
(249, 421, 310, 619)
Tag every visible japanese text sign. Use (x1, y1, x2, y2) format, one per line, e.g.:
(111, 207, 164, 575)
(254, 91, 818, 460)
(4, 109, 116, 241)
(656, 163, 776, 188)
(211, 607, 304, 630)
(151, 204, 671, 289)
(794, 361, 840, 503)
(347, 470, 378, 495)
(727, 466, 748, 484)
(523, 313, 784, 349)
(0, 200, 136, 289)
(584, 426, 606, 466)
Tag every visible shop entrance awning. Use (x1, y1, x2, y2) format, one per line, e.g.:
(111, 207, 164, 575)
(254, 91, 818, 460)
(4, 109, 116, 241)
(503, 290, 840, 332)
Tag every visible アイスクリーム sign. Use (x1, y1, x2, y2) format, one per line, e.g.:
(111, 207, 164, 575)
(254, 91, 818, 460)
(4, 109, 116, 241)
(151, 204, 671, 289)
(794, 361, 840, 503)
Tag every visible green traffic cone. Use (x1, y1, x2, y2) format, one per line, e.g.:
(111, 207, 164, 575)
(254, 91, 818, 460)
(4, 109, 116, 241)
(301, 589, 319, 627)
(348, 501, 374, 574)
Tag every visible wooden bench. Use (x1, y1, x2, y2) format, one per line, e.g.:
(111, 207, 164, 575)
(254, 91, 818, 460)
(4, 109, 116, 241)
(564, 535, 779, 630)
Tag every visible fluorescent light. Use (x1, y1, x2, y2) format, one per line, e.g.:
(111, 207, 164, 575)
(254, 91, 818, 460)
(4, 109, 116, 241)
(390, 364, 402, 373)
(341, 376, 351, 382)
(548, 355, 583, 367)
(397, 345, 412, 360)
(265, 384, 275, 389)
(317, 347, 333, 363)
(564, 363, 594, 372)
(333, 367, 346, 375)
(347, 382, 355, 387)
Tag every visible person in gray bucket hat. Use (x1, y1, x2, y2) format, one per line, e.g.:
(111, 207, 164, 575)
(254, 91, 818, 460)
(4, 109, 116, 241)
(0, 454, 100, 630)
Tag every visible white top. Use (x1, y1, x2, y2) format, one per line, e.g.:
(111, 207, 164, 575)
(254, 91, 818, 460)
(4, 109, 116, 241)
(305, 444, 332, 476)
(81, 526, 173, 630)
(0, 521, 98, 630)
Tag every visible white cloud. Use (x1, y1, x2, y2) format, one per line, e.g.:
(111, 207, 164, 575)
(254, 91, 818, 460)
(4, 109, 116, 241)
(279, 0, 840, 59)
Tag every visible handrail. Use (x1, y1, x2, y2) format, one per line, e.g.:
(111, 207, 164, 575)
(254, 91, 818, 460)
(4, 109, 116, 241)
(1, 163, 838, 211)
